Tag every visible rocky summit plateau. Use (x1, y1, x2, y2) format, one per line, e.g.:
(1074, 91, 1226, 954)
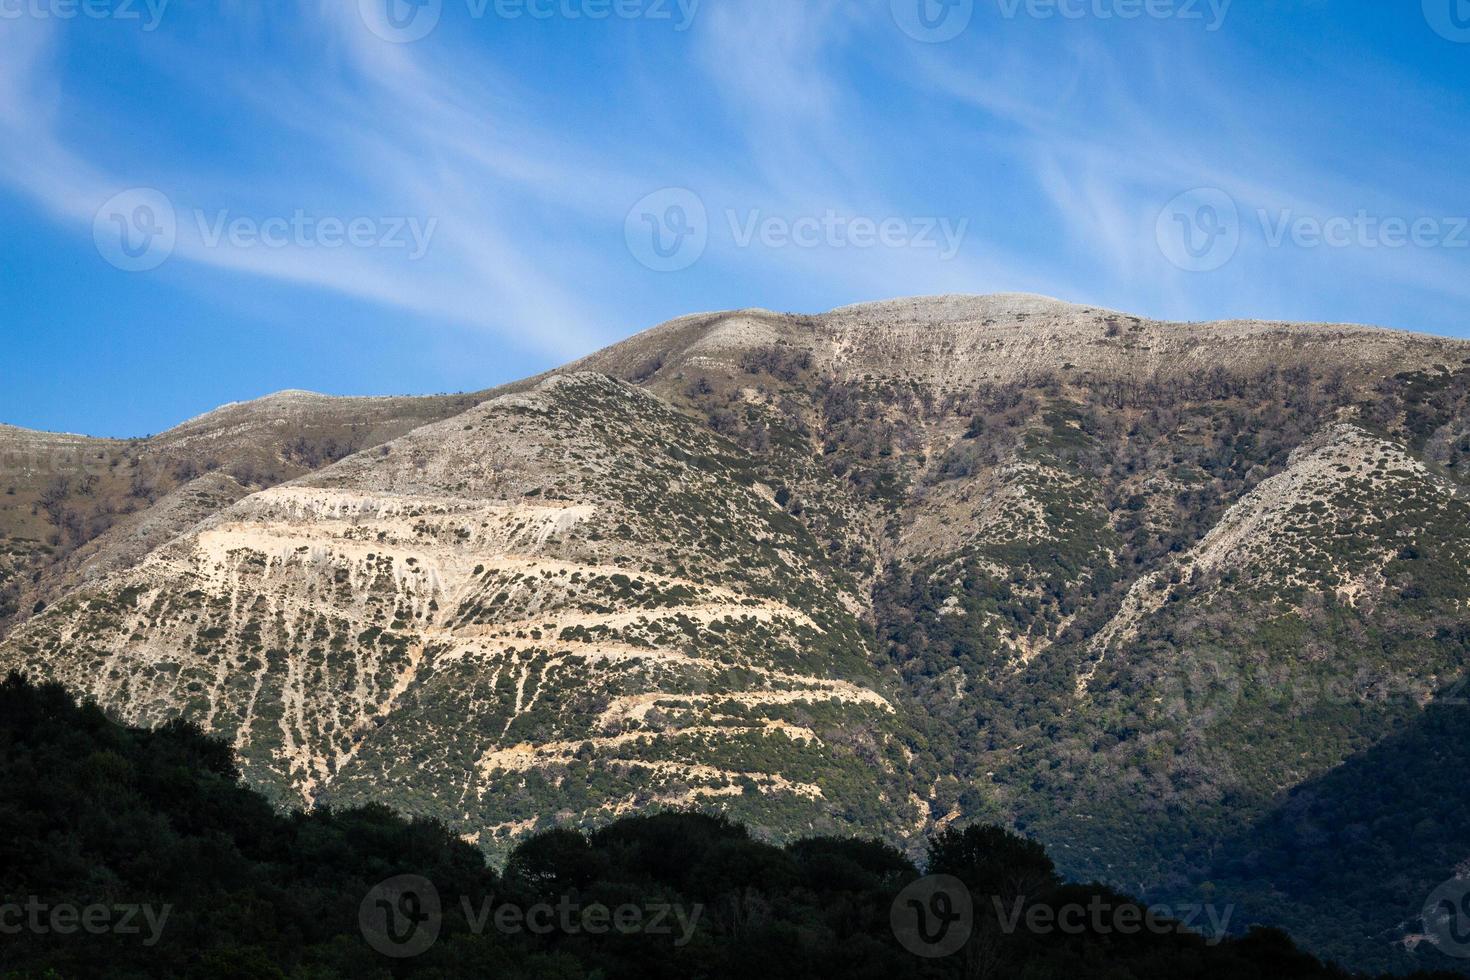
(4, 294, 1469, 972)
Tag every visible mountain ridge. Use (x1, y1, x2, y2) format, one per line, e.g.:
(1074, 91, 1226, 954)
(6, 293, 1463, 445)
(3, 294, 1469, 973)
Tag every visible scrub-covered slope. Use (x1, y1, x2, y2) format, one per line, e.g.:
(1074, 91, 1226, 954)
(2, 374, 913, 852)
(5, 294, 1470, 973)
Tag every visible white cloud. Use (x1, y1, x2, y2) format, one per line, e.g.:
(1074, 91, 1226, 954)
(0, 8, 628, 360)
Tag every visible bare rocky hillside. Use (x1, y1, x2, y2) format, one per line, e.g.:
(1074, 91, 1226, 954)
(4, 294, 1469, 972)
(0, 389, 485, 631)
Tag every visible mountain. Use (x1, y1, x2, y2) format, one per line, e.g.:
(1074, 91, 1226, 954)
(0, 374, 915, 849)
(0, 389, 485, 629)
(3, 294, 1468, 973)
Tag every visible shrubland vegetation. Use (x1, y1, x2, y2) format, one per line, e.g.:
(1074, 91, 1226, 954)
(5, 310, 1469, 977)
(672, 342, 1470, 973)
(7, 673, 1465, 980)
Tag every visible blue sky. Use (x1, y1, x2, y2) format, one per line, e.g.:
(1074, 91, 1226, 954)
(1, 0, 1467, 437)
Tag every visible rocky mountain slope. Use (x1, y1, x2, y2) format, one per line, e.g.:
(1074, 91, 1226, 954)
(3, 294, 1468, 972)
(0, 389, 485, 630)
(1, 374, 914, 849)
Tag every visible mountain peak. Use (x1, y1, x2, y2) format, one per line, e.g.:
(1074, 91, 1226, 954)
(827, 292, 1096, 318)
(564, 294, 1467, 400)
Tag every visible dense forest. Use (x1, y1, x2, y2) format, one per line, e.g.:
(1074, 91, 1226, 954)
(2, 673, 1464, 980)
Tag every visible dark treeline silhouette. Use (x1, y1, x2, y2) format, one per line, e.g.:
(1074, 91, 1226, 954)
(0, 673, 1461, 980)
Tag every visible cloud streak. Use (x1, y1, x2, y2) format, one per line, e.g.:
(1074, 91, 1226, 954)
(0, 8, 628, 360)
(0, 0, 1464, 365)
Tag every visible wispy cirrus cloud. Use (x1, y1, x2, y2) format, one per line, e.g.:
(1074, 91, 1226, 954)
(907, 23, 1470, 320)
(681, 0, 1070, 304)
(0, 0, 1465, 377)
(0, 7, 631, 359)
